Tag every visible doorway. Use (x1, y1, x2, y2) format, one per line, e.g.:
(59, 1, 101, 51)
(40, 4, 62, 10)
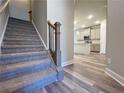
(74, 0, 107, 65)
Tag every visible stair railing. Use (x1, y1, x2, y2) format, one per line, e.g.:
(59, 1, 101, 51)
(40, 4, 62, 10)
(48, 21, 61, 67)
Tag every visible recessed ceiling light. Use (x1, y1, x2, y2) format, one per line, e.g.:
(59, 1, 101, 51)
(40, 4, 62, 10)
(76, 31, 80, 35)
(74, 27, 77, 30)
(74, 21, 77, 25)
(81, 25, 86, 28)
(88, 15, 94, 19)
(95, 20, 100, 24)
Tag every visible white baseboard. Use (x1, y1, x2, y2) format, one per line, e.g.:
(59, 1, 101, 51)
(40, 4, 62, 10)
(105, 68, 124, 87)
(32, 20, 48, 49)
(62, 60, 74, 67)
(0, 15, 9, 53)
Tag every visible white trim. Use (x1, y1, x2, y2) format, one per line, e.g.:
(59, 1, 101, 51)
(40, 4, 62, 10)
(0, 15, 9, 53)
(32, 20, 48, 49)
(62, 60, 74, 67)
(105, 68, 124, 87)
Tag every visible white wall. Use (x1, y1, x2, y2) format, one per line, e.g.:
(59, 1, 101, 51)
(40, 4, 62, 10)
(9, 0, 30, 21)
(0, 3, 9, 49)
(107, 0, 124, 78)
(31, 0, 47, 45)
(47, 0, 74, 63)
(100, 20, 106, 54)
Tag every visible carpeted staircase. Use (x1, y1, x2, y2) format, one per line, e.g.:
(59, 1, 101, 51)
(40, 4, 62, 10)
(0, 17, 63, 93)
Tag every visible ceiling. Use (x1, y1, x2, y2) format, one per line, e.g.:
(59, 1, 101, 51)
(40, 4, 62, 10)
(74, 0, 107, 29)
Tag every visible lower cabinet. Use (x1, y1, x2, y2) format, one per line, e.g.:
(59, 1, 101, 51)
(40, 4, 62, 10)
(90, 44, 100, 52)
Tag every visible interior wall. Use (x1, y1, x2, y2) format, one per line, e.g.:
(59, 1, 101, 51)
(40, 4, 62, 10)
(47, 0, 74, 63)
(107, 0, 124, 77)
(9, 0, 30, 21)
(31, 0, 47, 45)
(0, 3, 9, 47)
(100, 20, 106, 54)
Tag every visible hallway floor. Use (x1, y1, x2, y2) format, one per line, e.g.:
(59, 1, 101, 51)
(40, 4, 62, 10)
(27, 54, 124, 93)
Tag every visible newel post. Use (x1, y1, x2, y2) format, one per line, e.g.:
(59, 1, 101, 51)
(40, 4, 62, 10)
(54, 22, 64, 81)
(54, 22, 61, 66)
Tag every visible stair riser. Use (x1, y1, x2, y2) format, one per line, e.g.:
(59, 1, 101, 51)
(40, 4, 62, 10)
(8, 24, 34, 28)
(3, 38, 40, 41)
(8, 22, 32, 27)
(2, 46, 43, 49)
(7, 24, 34, 29)
(13, 73, 57, 93)
(6, 30, 36, 35)
(3, 42, 42, 45)
(4, 39, 41, 42)
(5, 33, 38, 37)
(2, 45, 43, 49)
(7, 27, 34, 31)
(0, 53, 48, 65)
(0, 61, 51, 82)
(2, 48, 44, 53)
(3, 37, 40, 41)
(4, 35, 39, 39)
(8, 20, 31, 25)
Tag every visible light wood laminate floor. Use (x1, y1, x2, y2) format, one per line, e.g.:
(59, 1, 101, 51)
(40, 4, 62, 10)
(32, 54, 124, 93)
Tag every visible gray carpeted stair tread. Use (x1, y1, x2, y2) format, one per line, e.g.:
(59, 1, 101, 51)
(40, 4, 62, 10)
(0, 58, 51, 73)
(8, 17, 32, 24)
(2, 41, 42, 45)
(0, 51, 48, 58)
(0, 51, 48, 65)
(7, 27, 35, 31)
(8, 21, 33, 26)
(2, 48, 44, 54)
(0, 58, 53, 82)
(0, 68, 57, 93)
(5, 31, 37, 35)
(8, 20, 32, 25)
(1, 47, 45, 54)
(2, 45, 43, 48)
(6, 28, 36, 34)
(3, 37, 40, 41)
(5, 33, 37, 37)
(7, 26, 35, 31)
(8, 23, 34, 28)
(3, 39, 39, 42)
(3, 35, 38, 38)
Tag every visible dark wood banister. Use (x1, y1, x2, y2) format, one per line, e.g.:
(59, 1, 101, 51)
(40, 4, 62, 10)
(48, 21, 61, 66)
(48, 21, 56, 29)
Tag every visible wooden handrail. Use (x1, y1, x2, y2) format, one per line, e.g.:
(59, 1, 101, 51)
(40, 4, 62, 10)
(48, 21, 55, 29)
(0, 0, 9, 13)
